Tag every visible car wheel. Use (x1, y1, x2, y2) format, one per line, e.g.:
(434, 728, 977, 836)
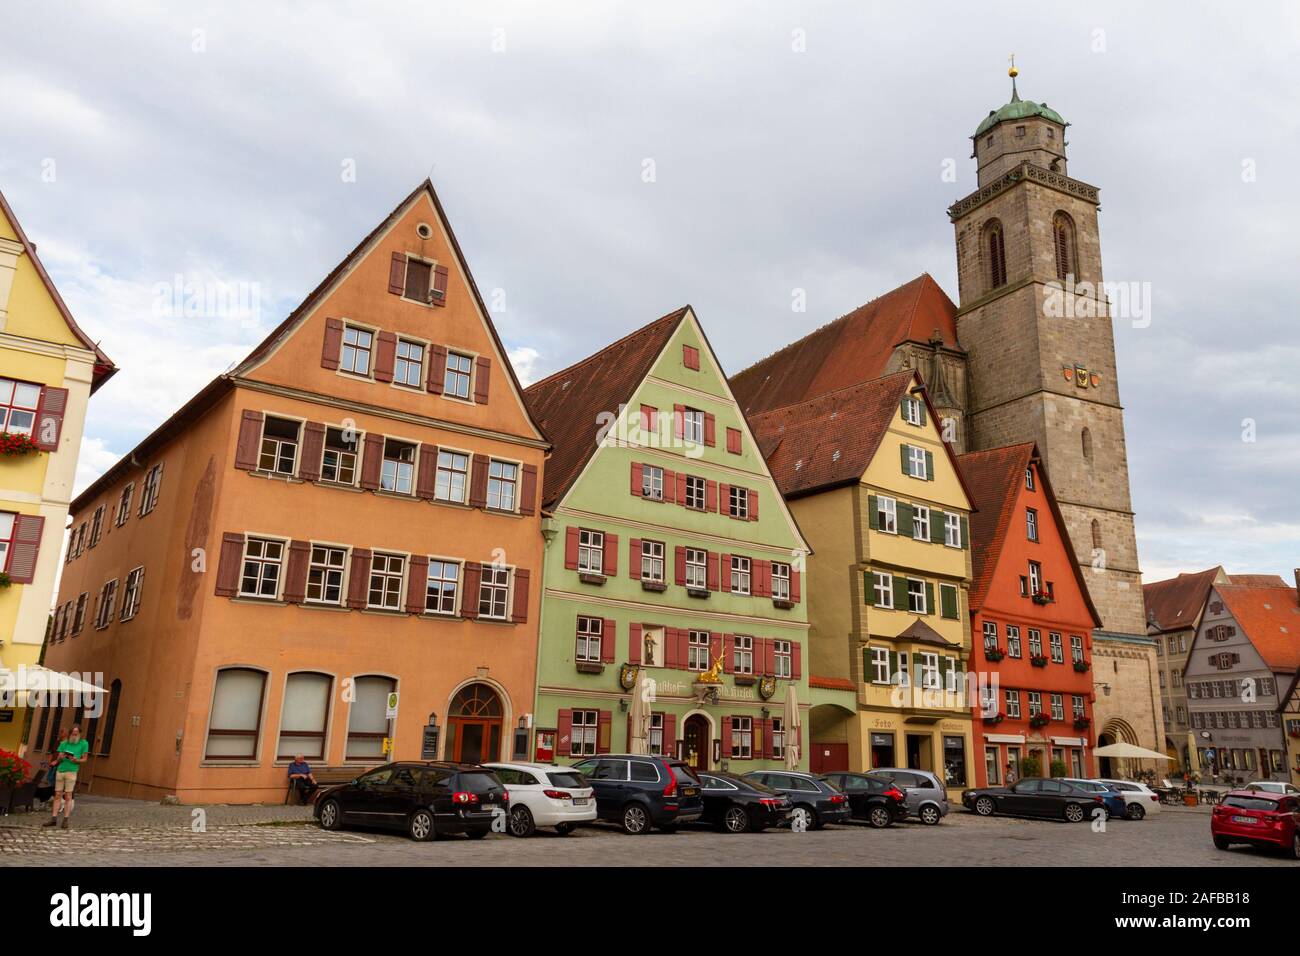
(620, 803, 649, 835)
(1290, 832, 1300, 861)
(790, 805, 815, 830)
(318, 799, 342, 831)
(1213, 835, 1231, 851)
(1063, 802, 1086, 823)
(974, 796, 996, 817)
(508, 805, 536, 838)
(867, 806, 892, 829)
(1126, 803, 1146, 821)
(722, 805, 750, 834)
(555, 823, 577, 836)
(919, 805, 942, 826)
(407, 808, 435, 842)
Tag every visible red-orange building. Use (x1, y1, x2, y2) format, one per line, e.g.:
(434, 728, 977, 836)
(960, 443, 1102, 786)
(34, 181, 549, 803)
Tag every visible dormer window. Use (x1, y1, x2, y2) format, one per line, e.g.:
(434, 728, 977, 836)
(902, 396, 923, 426)
(403, 258, 432, 301)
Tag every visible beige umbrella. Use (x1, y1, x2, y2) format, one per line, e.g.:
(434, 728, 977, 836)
(628, 675, 650, 755)
(1092, 742, 1172, 760)
(783, 683, 802, 770)
(0, 665, 104, 707)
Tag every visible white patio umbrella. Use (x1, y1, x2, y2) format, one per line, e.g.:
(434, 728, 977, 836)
(1092, 742, 1172, 760)
(783, 683, 802, 770)
(0, 665, 104, 707)
(627, 678, 650, 755)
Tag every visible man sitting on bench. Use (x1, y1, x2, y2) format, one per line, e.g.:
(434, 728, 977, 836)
(288, 755, 318, 804)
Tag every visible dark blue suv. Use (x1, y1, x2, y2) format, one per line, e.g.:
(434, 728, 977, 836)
(571, 755, 704, 834)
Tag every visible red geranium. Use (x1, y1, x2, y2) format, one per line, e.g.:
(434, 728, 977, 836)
(0, 749, 32, 787)
(0, 433, 41, 457)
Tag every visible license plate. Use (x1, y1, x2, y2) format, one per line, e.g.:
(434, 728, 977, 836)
(1231, 815, 1256, 824)
(682, 787, 697, 797)
(573, 797, 588, 806)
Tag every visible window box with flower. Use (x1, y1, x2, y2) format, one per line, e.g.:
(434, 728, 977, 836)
(1073, 660, 1090, 673)
(1073, 716, 1091, 731)
(1028, 714, 1050, 729)
(0, 433, 42, 457)
(1029, 655, 1049, 668)
(985, 647, 1005, 662)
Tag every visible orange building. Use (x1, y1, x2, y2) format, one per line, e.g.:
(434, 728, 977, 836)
(959, 443, 1102, 786)
(35, 181, 548, 803)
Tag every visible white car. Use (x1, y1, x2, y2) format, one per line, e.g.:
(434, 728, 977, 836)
(485, 761, 597, 837)
(1093, 778, 1163, 819)
(1243, 781, 1300, 796)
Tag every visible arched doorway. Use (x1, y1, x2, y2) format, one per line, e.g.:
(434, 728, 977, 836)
(682, 713, 711, 772)
(446, 683, 503, 763)
(1096, 733, 1115, 778)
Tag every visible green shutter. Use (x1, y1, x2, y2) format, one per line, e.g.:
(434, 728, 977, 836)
(940, 657, 952, 684)
(930, 510, 946, 544)
(941, 584, 958, 619)
(864, 571, 875, 606)
(888, 650, 898, 683)
(863, 647, 872, 682)
(900, 444, 910, 475)
(898, 397, 909, 421)
(898, 503, 914, 538)
(960, 516, 969, 549)
(893, 576, 909, 610)
(924, 582, 936, 615)
(925, 449, 935, 481)
(868, 494, 879, 531)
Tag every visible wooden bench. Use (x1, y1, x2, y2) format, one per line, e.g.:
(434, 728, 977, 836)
(284, 767, 367, 805)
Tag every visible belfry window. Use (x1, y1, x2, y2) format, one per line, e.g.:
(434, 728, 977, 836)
(985, 220, 1007, 290)
(1053, 212, 1075, 282)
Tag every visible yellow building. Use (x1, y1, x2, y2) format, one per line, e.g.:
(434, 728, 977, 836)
(751, 370, 976, 798)
(0, 189, 114, 753)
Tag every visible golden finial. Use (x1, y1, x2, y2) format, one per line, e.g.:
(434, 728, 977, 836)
(1008, 53, 1018, 78)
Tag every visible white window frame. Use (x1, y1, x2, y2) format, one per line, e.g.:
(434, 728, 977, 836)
(393, 338, 425, 389)
(367, 552, 406, 611)
(95, 579, 118, 629)
(578, 530, 605, 574)
(425, 558, 460, 615)
(1006, 625, 1022, 658)
(907, 578, 927, 614)
(486, 459, 519, 512)
(912, 504, 930, 541)
(641, 464, 664, 501)
(339, 323, 374, 377)
(570, 709, 598, 757)
(239, 537, 285, 600)
(687, 630, 711, 672)
(684, 475, 705, 510)
(119, 566, 144, 621)
(945, 512, 962, 548)
(1049, 632, 1064, 663)
(682, 408, 705, 445)
(877, 496, 897, 534)
(576, 616, 603, 663)
(774, 640, 792, 678)
(733, 635, 754, 675)
(321, 427, 360, 485)
(903, 397, 922, 426)
(730, 715, 753, 759)
(871, 647, 890, 684)
(685, 548, 707, 590)
(641, 539, 665, 583)
(731, 556, 751, 595)
(1005, 689, 1021, 718)
(306, 545, 348, 606)
(444, 351, 474, 400)
(907, 444, 927, 479)
(258, 416, 301, 476)
(729, 485, 749, 519)
(139, 463, 163, 516)
(873, 572, 893, 608)
(1026, 508, 1039, 542)
(379, 438, 417, 496)
(478, 564, 511, 620)
(771, 562, 791, 601)
(434, 448, 470, 504)
(920, 652, 940, 689)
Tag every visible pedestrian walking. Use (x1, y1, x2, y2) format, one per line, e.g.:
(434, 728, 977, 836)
(42, 724, 89, 829)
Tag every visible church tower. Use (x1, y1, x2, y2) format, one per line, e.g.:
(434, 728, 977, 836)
(948, 65, 1147, 643)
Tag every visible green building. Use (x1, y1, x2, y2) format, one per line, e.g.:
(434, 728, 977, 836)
(524, 307, 811, 771)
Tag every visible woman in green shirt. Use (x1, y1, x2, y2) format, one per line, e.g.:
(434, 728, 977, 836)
(42, 725, 89, 829)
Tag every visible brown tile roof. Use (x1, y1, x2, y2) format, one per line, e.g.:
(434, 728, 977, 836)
(893, 617, 961, 649)
(0, 187, 116, 391)
(1142, 568, 1222, 633)
(808, 675, 856, 692)
(957, 442, 1102, 628)
(749, 370, 917, 499)
(1215, 585, 1300, 673)
(1226, 574, 1289, 588)
(524, 307, 689, 509)
(730, 273, 958, 416)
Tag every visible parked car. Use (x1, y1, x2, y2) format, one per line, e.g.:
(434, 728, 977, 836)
(484, 761, 597, 837)
(1093, 778, 1163, 819)
(1062, 778, 1126, 820)
(865, 768, 950, 825)
(696, 771, 792, 833)
(821, 772, 910, 828)
(741, 770, 851, 829)
(1211, 789, 1300, 859)
(570, 754, 704, 834)
(314, 761, 508, 841)
(1243, 781, 1300, 797)
(961, 777, 1109, 822)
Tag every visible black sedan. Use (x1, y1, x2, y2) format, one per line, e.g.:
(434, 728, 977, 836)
(961, 777, 1109, 823)
(741, 770, 851, 829)
(696, 772, 792, 833)
(314, 761, 509, 841)
(821, 772, 910, 828)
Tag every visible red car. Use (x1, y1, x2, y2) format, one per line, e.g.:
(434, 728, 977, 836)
(1211, 789, 1300, 859)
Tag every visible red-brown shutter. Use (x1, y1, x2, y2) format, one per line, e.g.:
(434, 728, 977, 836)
(427, 345, 447, 394)
(346, 548, 371, 609)
(416, 443, 438, 500)
(663, 626, 677, 668)
(461, 562, 481, 619)
(469, 454, 489, 508)
(299, 422, 325, 482)
(704, 413, 716, 447)
(431, 264, 449, 306)
(720, 554, 732, 592)
(640, 405, 657, 432)
(683, 344, 700, 370)
(406, 555, 429, 614)
(662, 469, 675, 503)
(763, 639, 776, 676)
(673, 404, 685, 439)
(719, 483, 731, 516)
(675, 472, 687, 505)
(791, 569, 802, 603)
(34, 387, 68, 451)
(630, 462, 643, 497)
(597, 711, 612, 754)
(520, 464, 538, 516)
(748, 489, 759, 521)
(792, 642, 802, 679)
(726, 427, 741, 455)
(283, 539, 311, 604)
(721, 717, 733, 758)
(764, 718, 775, 760)
(628, 538, 641, 579)
(705, 480, 717, 512)
(602, 533, 618, 577)
(557, 709, 573, 758)
(674, 546, 686, 586)
(511, 568, 530, 623)
(321, 317, 344, 369)
(723, 634, 736, 674)
(388, 252, 407, 294)
(707, 551, 720, 591)
(663, 713, 677, 758)
(233, 410, 263, 471)
(564, 527, 580, 570)
(374, 331, 397, 383)
(675, 629, 689, 669)
(360, 434, 383, 491)
(214, 532, 245, 597)
(473, 356, 491, 404)
(602, 619, 616, 663)
(630, 623, 643, 664)
(6, 515, 45, 584)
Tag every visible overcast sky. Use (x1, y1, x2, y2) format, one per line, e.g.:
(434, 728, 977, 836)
(3, 2, 1297, 583)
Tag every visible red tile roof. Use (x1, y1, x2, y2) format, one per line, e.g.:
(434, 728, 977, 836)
(524, 307, 689, 509)
(1142, 568, 1222, 633)
(957, 442, 1102, 627)
(749, 370, 917, 499)
(1215, 585, 1300, 673)
(1226, 574, 1289, 588)
(808, 675, 856, 692)
(730, 274, 958, 416)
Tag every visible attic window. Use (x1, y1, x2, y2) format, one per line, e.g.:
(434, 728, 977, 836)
(404, 258, 432, 301)
(682, 345, 700, 371)
(416, 222, 433, 240)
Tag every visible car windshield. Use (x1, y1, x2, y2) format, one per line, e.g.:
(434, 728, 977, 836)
(1223, 796, 1278, 812)
(546, 771, 586, 789)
